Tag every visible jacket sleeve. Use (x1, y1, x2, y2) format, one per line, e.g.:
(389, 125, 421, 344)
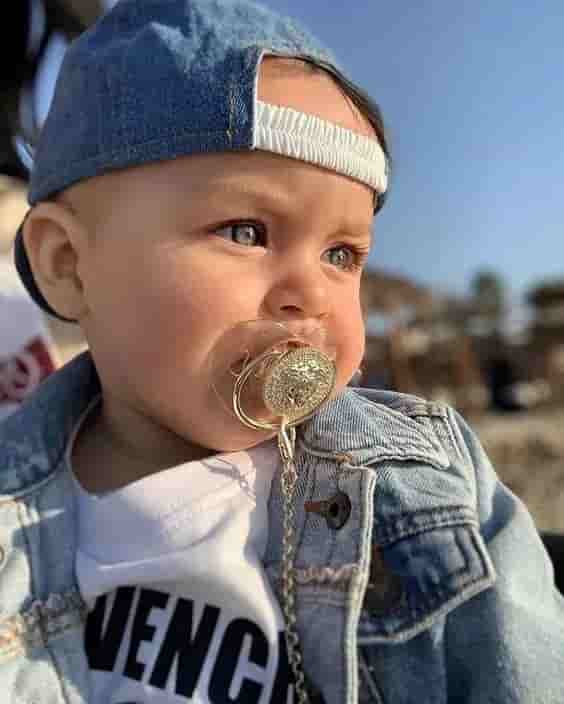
(444, 408, 564, 703)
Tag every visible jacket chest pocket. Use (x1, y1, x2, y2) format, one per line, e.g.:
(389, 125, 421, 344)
(358, 522, 494, 645)
(354, 521, 494, 702)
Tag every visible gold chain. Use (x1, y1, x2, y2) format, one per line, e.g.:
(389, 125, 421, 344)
(278, 423, 310, 704)
(230, 341, 337, 704)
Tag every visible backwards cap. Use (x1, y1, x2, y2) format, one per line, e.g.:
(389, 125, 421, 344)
(15, 0, 388, 320)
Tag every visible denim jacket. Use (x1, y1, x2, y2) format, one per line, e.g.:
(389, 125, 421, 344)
(0, 352, 563, 703)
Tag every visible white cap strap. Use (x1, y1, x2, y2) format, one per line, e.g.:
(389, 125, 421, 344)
(253, 100, 388, 194)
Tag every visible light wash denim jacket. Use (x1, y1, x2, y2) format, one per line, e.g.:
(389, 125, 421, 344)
(0, 352, 563, 703)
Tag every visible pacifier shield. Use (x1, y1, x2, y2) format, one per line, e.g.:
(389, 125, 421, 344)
(262, 345, 336, 424)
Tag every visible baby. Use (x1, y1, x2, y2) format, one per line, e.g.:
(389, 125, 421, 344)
(2, 1, 563, 702)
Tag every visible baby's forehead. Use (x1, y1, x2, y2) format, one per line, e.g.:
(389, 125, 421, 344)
(60, 148, 375, 236)
(257, 57, 376, 141)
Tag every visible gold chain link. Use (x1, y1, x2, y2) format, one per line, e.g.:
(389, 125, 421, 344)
(278, 423, 310, 704)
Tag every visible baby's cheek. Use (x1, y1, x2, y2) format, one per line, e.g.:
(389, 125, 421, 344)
(335, 312, 365, 387)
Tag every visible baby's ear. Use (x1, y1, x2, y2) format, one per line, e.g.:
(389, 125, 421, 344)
(22, 201, 90, 322)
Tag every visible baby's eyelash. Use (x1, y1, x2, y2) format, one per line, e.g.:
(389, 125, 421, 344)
(326, 243, 371, 271)
(211, 220, 267, 246)
(209, 220, 370, 270)
(349, 244, 371, 264)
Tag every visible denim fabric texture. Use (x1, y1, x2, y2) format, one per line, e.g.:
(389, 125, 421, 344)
(0, 352, 563, 703)
(28, 0, 337, 205)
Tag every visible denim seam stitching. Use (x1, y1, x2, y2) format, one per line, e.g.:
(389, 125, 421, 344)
(366, 452, 448, 471)
(387, 526, 492, 622)
(3, 449, 68, 501)
(358, 569, 494, 644)
(40, 591, 88, 704)
(409, 564, 491, 619)
(390, 402, 449, 419)
(298, 440, 448, 471)
(442, 408, 466, 462)
(376, 508, 476, 547)
(227, 59, 235, 144)
(15, 502, 72, 703)
(377, 505, 474, 526)
(0, 593, 86, 662)
(358, 647, 385, 704)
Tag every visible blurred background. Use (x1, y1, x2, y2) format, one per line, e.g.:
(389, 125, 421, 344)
(1, 0, 563, 532)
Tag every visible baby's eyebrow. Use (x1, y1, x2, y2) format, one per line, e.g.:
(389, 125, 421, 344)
(198, 182, 374, 229)
(200, 181, 294, 214)
(338, 223, 373, 238)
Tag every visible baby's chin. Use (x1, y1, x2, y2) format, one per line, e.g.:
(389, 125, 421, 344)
(201, 426, 279, 456)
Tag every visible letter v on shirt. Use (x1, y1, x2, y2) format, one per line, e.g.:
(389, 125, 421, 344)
(69, 416, 293, 704)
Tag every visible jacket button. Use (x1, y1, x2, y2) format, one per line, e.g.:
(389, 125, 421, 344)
(326, 491, 351, 530)
(305, 491, 351, 530)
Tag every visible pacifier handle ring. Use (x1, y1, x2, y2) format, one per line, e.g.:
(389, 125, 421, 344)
(232, 346, 288, 431)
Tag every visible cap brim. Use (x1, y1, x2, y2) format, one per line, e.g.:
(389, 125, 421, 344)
(14, 219, 76, 323)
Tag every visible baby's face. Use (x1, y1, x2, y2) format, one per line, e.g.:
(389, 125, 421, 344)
(72, 61, 376, 457)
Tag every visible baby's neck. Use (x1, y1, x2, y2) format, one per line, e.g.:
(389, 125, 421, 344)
(71, 398, 214, 494)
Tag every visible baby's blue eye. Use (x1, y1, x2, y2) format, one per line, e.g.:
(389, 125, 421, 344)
(216, 223, 263, 246)
(324, 246, 356, 270)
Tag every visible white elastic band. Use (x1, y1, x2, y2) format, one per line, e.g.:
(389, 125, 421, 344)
(254, 100, 388, 194)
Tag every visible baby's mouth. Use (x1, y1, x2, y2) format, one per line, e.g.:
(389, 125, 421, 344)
(210, 319, 337, 431)
(230, 338, 304, 376)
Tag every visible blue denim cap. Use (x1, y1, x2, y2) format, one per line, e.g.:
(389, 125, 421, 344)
(15, 0, 388, 321)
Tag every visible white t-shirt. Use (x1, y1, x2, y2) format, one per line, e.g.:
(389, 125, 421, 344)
(69, 417, 294, 704)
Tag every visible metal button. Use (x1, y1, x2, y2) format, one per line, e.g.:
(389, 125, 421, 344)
(326, 491, 351, 530)
(304, 490, 351, 530)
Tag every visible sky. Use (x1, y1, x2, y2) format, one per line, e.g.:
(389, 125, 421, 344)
(257, 0, 564, 302)
(40, 0, 564, 302)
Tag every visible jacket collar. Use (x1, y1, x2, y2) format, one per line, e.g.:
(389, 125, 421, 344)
(298, 387, 450, 469)
(0, 351, 99, 497)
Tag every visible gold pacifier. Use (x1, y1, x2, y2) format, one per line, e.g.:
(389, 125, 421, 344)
(232, 339, 336, 431)
(211, 319, 337, 432)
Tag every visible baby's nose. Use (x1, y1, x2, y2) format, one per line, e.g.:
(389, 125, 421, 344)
(266, 266, 329, 320)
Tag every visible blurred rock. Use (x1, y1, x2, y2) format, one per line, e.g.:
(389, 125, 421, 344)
(474, 408, 564, 533)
